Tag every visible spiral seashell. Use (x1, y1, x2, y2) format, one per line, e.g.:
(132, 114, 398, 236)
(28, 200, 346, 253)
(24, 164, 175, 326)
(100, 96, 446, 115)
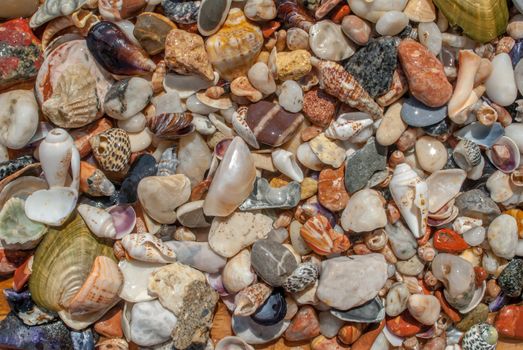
(30, 0, 88, 28)
(79, 161, 115, 197)
(71, 9, 101, 35)
(0, 156, 34, 182)
(89, 128, 131, 172)
(77, 204, 117, 239)
(42, 64, 100, 129)
(453, 139, 482, 172)
(300, 214, 350, 255)
(461, 323, 498, 350)
(311, 58, 383, 120)
(147, 113, 194, 140)
(99, 0, 147, 21)
(157, 147, 179, 176)
(121, 233, 177, 263)
(234, 283, 272, 316)
(325, 115, 374, 141)
(276, 0, 315, 32)
(282, 261, 319, 293)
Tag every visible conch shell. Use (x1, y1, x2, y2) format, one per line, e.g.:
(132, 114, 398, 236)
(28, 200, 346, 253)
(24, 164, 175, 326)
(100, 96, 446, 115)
(77, 204, 117, 239)
(389, 163, 429, 238)
(433, 0, 509, 43)
(121, 233, 177, 263)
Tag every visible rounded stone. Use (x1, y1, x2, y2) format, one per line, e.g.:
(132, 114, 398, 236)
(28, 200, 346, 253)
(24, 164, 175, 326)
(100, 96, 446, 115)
(401, 97, 448, 127)
(375, 11, 409, 36)
(498, 258, 523, 297)
(341, 15, 371, 46)
(415, 136, 448, 173)
(251, 240, 298, 287)
(376, 101, 406, 146)
(385, 282, 410, 317)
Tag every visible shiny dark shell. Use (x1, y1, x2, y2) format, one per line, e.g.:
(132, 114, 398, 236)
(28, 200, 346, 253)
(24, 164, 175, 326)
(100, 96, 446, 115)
(282, 262, 319, 293)
(86, 21, 155, 76)
(0, 155, 34, 181)
(118, 154, 157, 204)
(251, 288, 287, 326)
(147, 113, 194, 140)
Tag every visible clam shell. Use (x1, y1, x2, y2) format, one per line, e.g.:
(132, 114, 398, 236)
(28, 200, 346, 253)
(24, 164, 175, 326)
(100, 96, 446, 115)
(118, 259, 163, 303)
(147, 113, 194, 140)
(433, 0, 508, 43)
(108, 205, 136, 239)
(24, 187, 78, 227)
(486, 136, 521, 173)
(331, 297, 385, 323)
(0, 198, 47, 250)
(121, 233, 177, 263)
(0, 176, 47, 208)
(29, 213, 114, 311)
(163, 72, 218, 99)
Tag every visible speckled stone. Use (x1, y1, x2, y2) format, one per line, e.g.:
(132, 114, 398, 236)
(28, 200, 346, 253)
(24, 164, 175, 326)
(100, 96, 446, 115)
(396, 255, 425, 276)
(401, 97, 448, 127)
(455, 190, 501, 225)
(344, 38, 397, 98)
(498, 259, 523, 297)
(456, 303, 489, 332)
(302, 88, 338, 128)
(345, 137, 388, 193)
(251, 240, 298, 287)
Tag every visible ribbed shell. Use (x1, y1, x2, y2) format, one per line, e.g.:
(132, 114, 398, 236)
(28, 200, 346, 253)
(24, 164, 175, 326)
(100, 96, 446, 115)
(147, 113, 194, 140)
(433, 0, 508, 43)
(300, 214, 350, 255)
(121, 233, 177, 263)
(89, 128, 131, 172)
(29, 213, 114, 311)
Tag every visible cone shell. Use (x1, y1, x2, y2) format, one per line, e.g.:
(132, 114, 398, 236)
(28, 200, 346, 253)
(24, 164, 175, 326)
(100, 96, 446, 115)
(234, 283, 273, 316)
(66, 256, 122, 316)
(433, 0, 509, 43)
(205, 8, 264, 81)
(29, 213, 114, 311)
(300, 214, 350, 255)
(121, 233, 177, 263)
(90, 128, 131, 172)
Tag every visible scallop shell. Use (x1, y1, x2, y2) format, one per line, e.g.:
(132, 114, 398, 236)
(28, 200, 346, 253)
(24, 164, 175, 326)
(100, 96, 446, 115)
(65, 256, 122, 316)
(282, 262, 319, 293)
(42, 64, 100, 128)
(147, 113, 194, 140)
(121, 233, 177, 263)
(89, 128, 131, 172)
(0, 197, 47, 250)
(432, 0, 509, 43)
(205, 8, 264, 81)
(29, 213, 114, 311)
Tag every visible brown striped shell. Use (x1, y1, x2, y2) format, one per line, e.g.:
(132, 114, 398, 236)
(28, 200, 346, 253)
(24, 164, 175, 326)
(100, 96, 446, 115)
(89, 128, 131, 172)
(147, 112, 194, 140)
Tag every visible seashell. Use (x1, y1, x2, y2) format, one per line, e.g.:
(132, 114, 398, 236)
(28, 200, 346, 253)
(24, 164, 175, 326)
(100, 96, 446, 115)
(42, 65, 100, 129)
(232, 107, 260, 149)
(96, 338, 129, 350)
(104, 78, 153, 121)
(300, 214, 350, 255)
(432, 0, 509, 43)
(216, 336, 255, 350)
(486, 136, 521, 173)
(231, 76, 263, 103)
(389, 163, 429, 238)
(80, 161, 115, 197)
(196, 92, 233, 110)
(0, 197, 47, 250)
(222, 250, 256, 293)
(282, 262, 319, 293)
(0, 176, 47, 209)
(99, 0, 147, 21)
(403, 0, 436, 22)
(232, 315, 290, 345)
(203, 137, 256, 217)
(432, 253, 475, 310)
(134, 12, 177, 55)
(0, 90, 39, 150)
(162, 0, 200, 24)
(90, 128, 131, 172)
(276, 0, 315, 32)
(453, 140, 482, 172)
(77, 204, 116, 239)
(325, 114, 374, 141)
(175, 200, 211, 228)
(121, 233, 177, 263)
(25, 187, 78, 226)
(87, 21, 156, 76)
(426, 169, 466, 214)
(30, 0, 88, 28)
(251, 288, 287, 326)
(461, 323, 498, 350)
(454, 122, 504, 149)
(147, 113, 194, 140)
(271, 149, 304, 182)
(65, 256, 122, 316)
(29, 213, 114, 311)
(157, 147, 179, 177)
(118, 259, 163, 302)
(457, 280, 486, 314)
(205, 8, 264, 81)
(331, 297, 385, 323)
(311, 58, 383, 120)
(0, 156, 35, 183)
(239, 177, 301, 211)
(41, 17, 74, 50)
(197, 0, 232, 36)
(234, 283, 272, 317)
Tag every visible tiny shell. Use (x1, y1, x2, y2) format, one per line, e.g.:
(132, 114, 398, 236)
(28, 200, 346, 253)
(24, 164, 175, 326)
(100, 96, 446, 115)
(282, 262, 319, 293)
(121, 233, 177, 264)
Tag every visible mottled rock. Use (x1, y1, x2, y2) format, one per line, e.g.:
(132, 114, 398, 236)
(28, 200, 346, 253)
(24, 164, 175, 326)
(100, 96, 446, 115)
(302, 88, 337, 128)
(341, 15, 371, 46)
(385, 222, 418, 260)
(498, 258, 523, 297)
(344, 38, 397, 98)
(344, 137, 388, 193)
(251, 240, 298, 287)
(456, 303, 489, 332)
(495, 305, 523, 340)
(401, 97, 448, 127)
(276, 50, 312, 81)
(487, 214, 518, 259)
(284, 306, 320, 341)
(318, 166, 349, 212)
(385, 282, 410, 317)
(386, 312, 423, 337)
(316, 254, 388, 310)
(455, 190, 501, 225)
(396, 255, 425, 276)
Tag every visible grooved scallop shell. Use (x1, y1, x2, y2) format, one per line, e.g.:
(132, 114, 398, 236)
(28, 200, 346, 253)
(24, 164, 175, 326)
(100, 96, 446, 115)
(433, 0, 509, 43)
(42, 65, 100, 129)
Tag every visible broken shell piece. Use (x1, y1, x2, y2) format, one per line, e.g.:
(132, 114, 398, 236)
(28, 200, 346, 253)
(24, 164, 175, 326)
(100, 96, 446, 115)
(176, 200, 211, 228)
(448, 50, 482, 124)
(296, 142, 324, 171)
(301, 214, 350, 255)
(30, 0, 88, 28)
(163, 72, 218, 99)
(309, 134, 346, 168)
(233, 107, 260, 149)
(77, 204, 116, 239)
(239, 178, 301, 211)
(118, 259, 163, 303)
(0, 197, 47, 250)
(121, 233, 177, 264)
(222, 249, 256, 293)
(197, 0, 232, 36)
(486, 136, 521, 173)
(196, 92, 233, 110)
(426, 169, 467, 213)
(108, 205, 136, 239)
(216, 336, 255, 350)
(25, 187, 78, 226)
(272, 149, 304, 182)
(454, 122, 504, 148)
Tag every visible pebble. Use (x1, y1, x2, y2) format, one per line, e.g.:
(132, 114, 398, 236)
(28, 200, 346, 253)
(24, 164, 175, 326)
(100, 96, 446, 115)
(376, 101, 407, 146)
(309, 20, 355, 61)
(244, 0, 277, 21)
(341, 189, 388, 233)
(341, 15, 372, 45)
(251, 240, 298, 287)
(385, 282, 410, 317)
(278, 80, 304, 113)
(276, 50, 312, 81)
(247, 62, 276, 95)
(407, 294, 440, 325)
(344, 137, 388, 193)
(401, 97, 448, 128)
(456, 303, 489, 332)
(486, 53, 518, 107)
(398, 39, 453, 108)
(386, 312, 423, 337)
(289, 221, 312, 255)
(375, 11, 409, 36)
(396, 255, 425, 276)
(415, 136, 448, 173)
(455, 190, 501, 225)
(487, 214, 518, 259)
(130, 300, 178, 347)
(418, 21, 443, 56)
(302, 88, 338, 128)
(498, 258, 523, 297)
(316, 254, 388, 310)
(495, 305, 523, 340)
(318, 311, 344, 338)
(286, 28, 310, 51)
(385, 222, 418, 260)
(284, 306, 320, 341)
(318, 166, 349, 212)
(349, 0, 409, 23)
(309, 133, 346, 168)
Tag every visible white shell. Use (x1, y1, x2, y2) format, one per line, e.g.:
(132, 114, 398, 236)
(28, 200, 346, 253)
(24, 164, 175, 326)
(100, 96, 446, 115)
(309, 20, 356, 61)
(121, 233, 177, 263)
(118, 259, 164, 303)
(77, 204, 116, 239)
(486, 53, 518, 107)
(24, 187, 78, 226)
(325, 114, 374, 141)
(163, 72, 218, 99)
(296, 142, 324, 171)
(448, 50, 482, 124)
(216, 336, 255, 350)
(389, 163, 429, 238)
(0, 90, 39, 149)
(232, 109, 260, 149)
(456, 281, 486, 314)
(222, 249, 256, 293)
(271, 149, 304, 183)
(426, 169, 466, 213)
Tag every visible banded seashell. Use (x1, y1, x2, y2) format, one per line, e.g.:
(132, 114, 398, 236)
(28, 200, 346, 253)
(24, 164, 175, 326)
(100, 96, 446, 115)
(121, 233, 177, 263)
(147, 113, 194, 140)
(65, 256, 123, 316)
(99, 0, 147, 21)
(89, 128, 131, 172)
(282, 261, 319, 293)
(234, 283, 273, 316)
(276, 0, 315, 32)
(452, 139, 482, 172)
(300, 214, 350, 255)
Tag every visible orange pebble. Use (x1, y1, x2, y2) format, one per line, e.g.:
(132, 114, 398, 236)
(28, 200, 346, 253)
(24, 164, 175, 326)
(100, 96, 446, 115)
(261, 20, 281, 39)
(330, 4, 350, 24)
(434, 290, 461, 322)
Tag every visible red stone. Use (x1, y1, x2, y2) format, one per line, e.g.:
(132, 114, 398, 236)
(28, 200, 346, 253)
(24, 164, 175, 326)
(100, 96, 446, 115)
(12, 255, 32, 291)
(397, 39, 452, 108)
(318, 166, 349, 212)
(495, 305, 523, 340)
(312, 335, 351, 350)
(302, 88, 337, 128)
(338, 322, 363, 345)
(474, 266, 488, 287)
(0, 248, 32, 276)
(94, 305, 124, 338)
(386, 312, 424, 337)
(352, 320, 385, 350)
(433, 228, 469, 253)
(284, 306, 320, 341)
(330, 4, 351, 24)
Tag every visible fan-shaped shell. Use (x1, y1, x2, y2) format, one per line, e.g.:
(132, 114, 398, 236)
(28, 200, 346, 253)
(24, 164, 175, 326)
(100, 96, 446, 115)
(29, 213, 114, 311)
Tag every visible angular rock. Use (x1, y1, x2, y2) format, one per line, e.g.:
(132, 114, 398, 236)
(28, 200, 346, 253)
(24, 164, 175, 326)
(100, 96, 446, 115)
(316, 254, 388, 310)
(345, 137, 387, 193)
(385, 222, 418, 260)
(284, 306, 320, 341)
(455, 190, 501, 225)
(251, 240, 298, 287)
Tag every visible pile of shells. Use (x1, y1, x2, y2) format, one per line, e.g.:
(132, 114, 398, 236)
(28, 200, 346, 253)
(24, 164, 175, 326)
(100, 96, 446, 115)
(2, 0, 523, 349)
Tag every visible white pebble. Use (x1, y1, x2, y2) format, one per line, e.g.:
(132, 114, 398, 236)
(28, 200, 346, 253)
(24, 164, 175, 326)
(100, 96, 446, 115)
(486, 53, 518, 107)
(278, 80, 303, 113)
(117, 113, 147, 133)
(462, 226, 486, 247)
(418, 22, 442, 56)
(508, 14, 523, 40)
(248, 62, 276, 95)
(375, 11, 409, 36)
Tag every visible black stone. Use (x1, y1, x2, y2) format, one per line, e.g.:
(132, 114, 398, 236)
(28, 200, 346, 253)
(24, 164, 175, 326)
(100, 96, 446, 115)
(344, 37, 397, 98)
(162, 0, 199, 24)
(251, 289, 287, 326)
(118, 154, 157, 204)
(498, 259, 523, 298)
(345, 137, 387, 193)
